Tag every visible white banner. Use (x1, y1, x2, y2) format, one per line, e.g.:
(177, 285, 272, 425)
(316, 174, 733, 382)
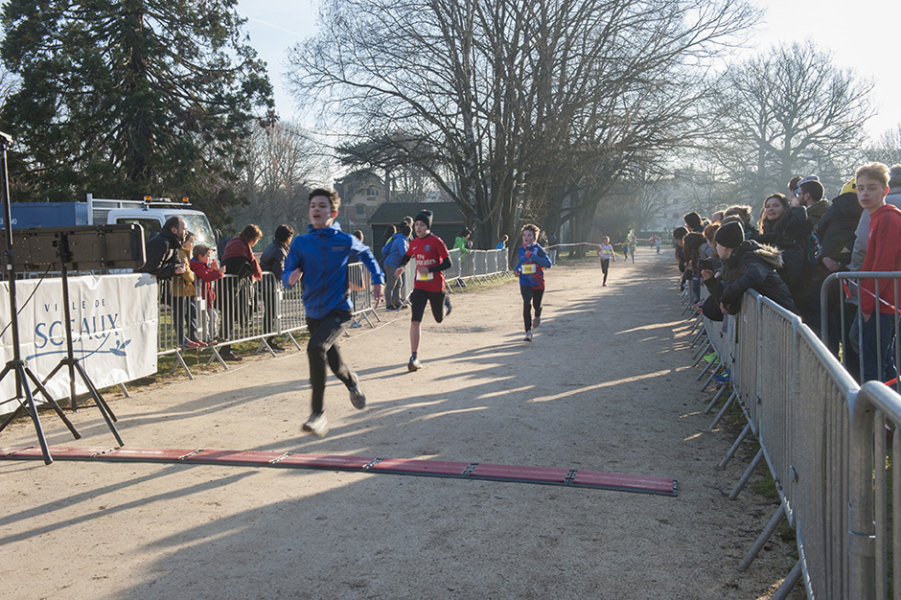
(0, 273, 158, 414)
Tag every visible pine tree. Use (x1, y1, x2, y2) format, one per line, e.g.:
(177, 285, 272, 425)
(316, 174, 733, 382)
(0, 0, 274, 213)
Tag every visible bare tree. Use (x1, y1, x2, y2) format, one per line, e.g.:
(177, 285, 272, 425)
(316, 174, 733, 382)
(286, 0, 758, 249)
(707, 42, 874, 202)
(865, 125, 901, 167)
(231, 122, 326, 236)
(336, 133, 440, 202)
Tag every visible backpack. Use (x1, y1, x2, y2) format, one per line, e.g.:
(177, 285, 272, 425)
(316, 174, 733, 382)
(222, 255, 255, 279)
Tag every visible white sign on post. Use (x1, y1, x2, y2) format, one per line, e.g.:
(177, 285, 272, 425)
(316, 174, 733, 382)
(0, 273, 158, 414)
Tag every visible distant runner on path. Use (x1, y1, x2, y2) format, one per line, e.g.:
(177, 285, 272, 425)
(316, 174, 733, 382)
(513, 224, 552, 342)
(394, 210, 453, 371)
(597, 236, 615, 286)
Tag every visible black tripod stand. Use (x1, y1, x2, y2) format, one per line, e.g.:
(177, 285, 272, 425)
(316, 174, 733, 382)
(0, 132, 80, 464)
(40, 234, 123, 446)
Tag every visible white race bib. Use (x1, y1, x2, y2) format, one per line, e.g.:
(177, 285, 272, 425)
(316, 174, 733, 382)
(417, 271, 434, 281)
(522, 264, 536, 275)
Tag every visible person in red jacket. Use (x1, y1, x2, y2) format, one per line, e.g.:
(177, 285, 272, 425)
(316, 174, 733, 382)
(190, 244, 226, 345)
(857, 162, 901, 382)
(218, 224, 263, 361)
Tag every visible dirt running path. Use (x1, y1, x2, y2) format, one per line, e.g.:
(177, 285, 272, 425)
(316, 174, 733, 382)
(0, 248, 799, 599)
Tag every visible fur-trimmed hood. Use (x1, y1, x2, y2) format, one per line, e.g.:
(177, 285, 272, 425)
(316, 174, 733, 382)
(723, 240, 784, 278)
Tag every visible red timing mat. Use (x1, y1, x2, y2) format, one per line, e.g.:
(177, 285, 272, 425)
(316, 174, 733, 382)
(0, 446, 677, 496)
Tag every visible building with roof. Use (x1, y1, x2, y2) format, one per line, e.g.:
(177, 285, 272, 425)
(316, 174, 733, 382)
(367, 202, 466, 260)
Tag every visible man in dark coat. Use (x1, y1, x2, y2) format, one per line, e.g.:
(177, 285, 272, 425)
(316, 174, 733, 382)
(815, 178, 863, 370)
(259, 224, 295, 351)
(140, 216, 187, 278)
(701, 221, 796, 321)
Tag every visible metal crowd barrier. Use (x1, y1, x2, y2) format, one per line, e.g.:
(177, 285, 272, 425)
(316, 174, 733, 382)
(446, 248, 509, 289)
(157, 262, 380, 377)
(687, 283, 901, 599)
(158, 246, 511, 373)
(820, 271, 901, 393)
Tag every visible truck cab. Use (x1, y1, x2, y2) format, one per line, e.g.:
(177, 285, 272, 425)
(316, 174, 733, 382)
(87, 194, 218, 259)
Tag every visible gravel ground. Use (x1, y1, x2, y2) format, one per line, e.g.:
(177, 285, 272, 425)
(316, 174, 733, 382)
(0, 248, 803, 600)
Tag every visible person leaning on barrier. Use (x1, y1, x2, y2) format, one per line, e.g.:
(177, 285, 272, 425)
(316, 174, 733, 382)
(218, 224, 264, 361)
(683, 211, 704, 233)
(673, 226, 688, 289)
(751, 193, 811, 315)
(700, 220, 796, 322)
(701, 223, 720, 262)
(259, 224, 295, 352)
(682, 230, 705, 299)
(139, 216, 187, 278)
(722, 204, 758, 239)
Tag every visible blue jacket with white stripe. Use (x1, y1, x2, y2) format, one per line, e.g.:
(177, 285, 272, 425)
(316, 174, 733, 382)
(282, 222, 385, 320)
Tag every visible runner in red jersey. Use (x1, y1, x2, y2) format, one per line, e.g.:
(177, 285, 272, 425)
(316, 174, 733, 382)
(394, 210, 453, 371)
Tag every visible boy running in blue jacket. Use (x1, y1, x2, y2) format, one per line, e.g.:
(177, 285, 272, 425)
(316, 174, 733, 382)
(283, 189, 385, 436)
(514, 224, 552, 341)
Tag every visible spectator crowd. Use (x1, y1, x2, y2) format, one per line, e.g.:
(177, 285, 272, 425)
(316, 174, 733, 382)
(671, 163, 901, 384)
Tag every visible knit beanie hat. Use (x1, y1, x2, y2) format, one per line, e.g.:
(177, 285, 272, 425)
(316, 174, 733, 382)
(840, 177, 857, 196)
(714, 220, 744, 249)
(414, 210, 433, 229)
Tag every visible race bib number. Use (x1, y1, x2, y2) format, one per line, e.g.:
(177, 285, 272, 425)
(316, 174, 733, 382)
(522, 264, 536, 275)
(417, 271, 434, 281)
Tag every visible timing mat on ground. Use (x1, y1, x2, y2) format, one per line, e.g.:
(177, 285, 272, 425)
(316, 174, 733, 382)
(0, 446, 678, 496)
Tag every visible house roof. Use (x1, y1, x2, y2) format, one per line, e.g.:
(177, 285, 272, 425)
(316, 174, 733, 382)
(367, 202, 465, 226)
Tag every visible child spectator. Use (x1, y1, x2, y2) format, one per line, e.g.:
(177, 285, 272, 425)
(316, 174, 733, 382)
(173, 231, 201, 347)
(382, 222, 412, 310)
(349, 230, 366, 328)
(190, 244, 226, 345)
(856, 162, 901, 382)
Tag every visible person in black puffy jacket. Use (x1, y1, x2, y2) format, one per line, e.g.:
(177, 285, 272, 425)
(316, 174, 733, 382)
(701, 221, 796, 321)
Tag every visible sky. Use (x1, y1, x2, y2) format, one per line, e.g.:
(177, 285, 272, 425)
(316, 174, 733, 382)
(237, 0, 901, 140)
